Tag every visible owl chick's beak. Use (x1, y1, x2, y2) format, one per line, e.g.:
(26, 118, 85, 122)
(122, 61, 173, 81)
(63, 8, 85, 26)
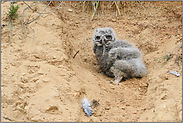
(101, 37, 105, 45)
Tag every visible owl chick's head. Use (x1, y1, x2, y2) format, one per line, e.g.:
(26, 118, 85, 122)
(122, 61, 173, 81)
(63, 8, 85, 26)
(93, 27, 116, 46)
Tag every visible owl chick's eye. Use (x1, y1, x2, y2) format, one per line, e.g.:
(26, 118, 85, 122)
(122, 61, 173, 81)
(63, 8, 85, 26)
(105, 35, 112, 40)
(95, 36, 101, 40)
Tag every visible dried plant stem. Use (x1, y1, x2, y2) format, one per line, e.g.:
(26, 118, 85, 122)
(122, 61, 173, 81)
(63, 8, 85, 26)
(3, 116, 13, 121)
(90, 1, 99, 21)
(83, 1, 89, 12)
(114, 1, 121, 15)
(21, 1, 63, 39)
(83, 1, 85, 11)
(73, 50, 80, 58)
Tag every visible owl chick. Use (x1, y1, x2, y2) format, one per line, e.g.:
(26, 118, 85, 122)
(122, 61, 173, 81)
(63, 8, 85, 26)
(92, 27, 147, 85)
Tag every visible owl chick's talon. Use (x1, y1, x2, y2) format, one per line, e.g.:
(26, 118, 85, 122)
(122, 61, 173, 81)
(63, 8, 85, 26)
(114, 76, 123, 85)
(114, 80, 119, 85)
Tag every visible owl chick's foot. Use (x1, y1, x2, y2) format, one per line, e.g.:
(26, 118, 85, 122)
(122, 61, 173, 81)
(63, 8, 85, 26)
(114, 75, 123, 85)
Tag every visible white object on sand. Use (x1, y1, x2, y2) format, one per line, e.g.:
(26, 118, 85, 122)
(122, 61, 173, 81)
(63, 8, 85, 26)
(169, 71, 180, 77)
(82, 97, 92, 116)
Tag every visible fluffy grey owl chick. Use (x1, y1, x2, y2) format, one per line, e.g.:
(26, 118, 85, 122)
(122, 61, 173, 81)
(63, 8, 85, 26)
(92, 27, 147, 84)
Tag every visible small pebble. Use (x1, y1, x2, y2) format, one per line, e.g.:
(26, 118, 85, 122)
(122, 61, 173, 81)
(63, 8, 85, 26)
(73, 93, 78, 97)
(92, 99, 99, 107)
(165, 76, 169, 80)
(42, 79, 48, 82)
(121, 107, 125, 110)
(105, 107, 110, 110)
(68, 9, 73, 12)
(111, 19, 116, 22)
(138, 88, 143, 92)
(120, 100, 124, 102)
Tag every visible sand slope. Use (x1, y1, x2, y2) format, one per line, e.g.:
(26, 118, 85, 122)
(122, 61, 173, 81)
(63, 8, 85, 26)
(1, 1, 182, 122)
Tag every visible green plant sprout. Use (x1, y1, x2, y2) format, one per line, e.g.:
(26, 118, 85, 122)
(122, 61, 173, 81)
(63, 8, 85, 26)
(156, 54, 173, 68)
(6, 3, 19, 43)
(78, 1, 81, 7)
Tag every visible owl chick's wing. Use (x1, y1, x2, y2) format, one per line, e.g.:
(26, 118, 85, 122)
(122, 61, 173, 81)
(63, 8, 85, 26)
(109, 47, 141, 60)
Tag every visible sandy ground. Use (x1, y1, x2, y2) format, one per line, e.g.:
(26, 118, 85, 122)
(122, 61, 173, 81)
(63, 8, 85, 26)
(1, 1, 182, 122)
